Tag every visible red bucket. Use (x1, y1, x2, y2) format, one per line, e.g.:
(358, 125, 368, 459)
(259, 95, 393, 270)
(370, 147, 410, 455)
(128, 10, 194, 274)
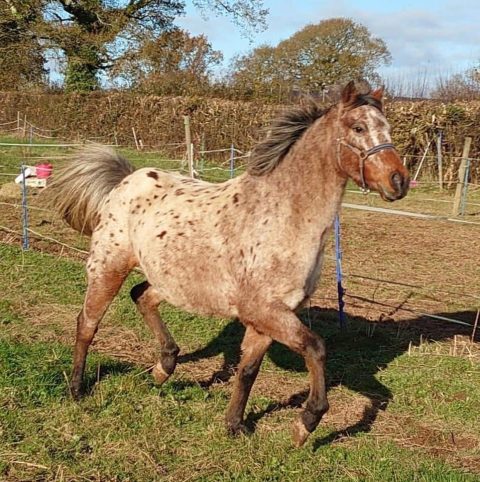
(35, 163, 53, 179)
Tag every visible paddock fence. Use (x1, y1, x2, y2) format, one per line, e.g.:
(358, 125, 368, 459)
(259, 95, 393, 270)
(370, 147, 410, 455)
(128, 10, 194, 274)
(0, 120, 479, 335)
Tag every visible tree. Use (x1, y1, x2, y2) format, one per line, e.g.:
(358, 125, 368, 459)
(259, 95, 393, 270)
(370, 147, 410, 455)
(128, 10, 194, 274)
(3, 0, 267, 92)
(229, 18, 391, 102)
(229, 45, 287, 100)
(432, 67, 480, 101)
(114, 28, 223, 95)
(42, 0, 185, 92)
(0, 0, 46, 90)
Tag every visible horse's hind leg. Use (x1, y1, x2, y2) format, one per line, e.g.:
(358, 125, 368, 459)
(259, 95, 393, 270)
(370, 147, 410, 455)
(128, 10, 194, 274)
(71, 259, 131, 399)
(225, 325, 272, 434)
(131, 281, 179, 385)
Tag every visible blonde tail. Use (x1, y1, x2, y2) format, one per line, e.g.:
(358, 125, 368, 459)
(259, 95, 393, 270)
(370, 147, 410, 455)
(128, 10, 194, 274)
(46, 144, 135, 235)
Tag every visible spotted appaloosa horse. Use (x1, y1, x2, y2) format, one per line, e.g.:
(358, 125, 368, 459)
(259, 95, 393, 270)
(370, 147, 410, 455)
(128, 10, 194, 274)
(48, 81, 409, 447)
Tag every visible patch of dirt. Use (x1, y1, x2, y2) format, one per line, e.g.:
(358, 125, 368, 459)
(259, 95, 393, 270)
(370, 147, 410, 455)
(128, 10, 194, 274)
(373, 412, 480, 474)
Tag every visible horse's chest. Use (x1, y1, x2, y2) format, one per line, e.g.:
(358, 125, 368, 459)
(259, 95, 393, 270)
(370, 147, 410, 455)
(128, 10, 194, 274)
(303, 228, 331, 296)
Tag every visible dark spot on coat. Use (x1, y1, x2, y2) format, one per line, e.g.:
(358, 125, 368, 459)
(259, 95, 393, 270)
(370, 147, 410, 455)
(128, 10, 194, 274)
(175, 189, 184, 196)
(153, 194, 158, 199)
(147, 171, 159, 180)
(178, 232, 184, 236)
(161, 194, 168, 200)
(110, 233, 114, 237)
(158, 231, 167, 239)
(232, 193, 240, 204)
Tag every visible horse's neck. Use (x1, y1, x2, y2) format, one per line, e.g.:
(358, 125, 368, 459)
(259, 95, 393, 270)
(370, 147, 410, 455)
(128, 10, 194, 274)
(253, 110, 347, 228)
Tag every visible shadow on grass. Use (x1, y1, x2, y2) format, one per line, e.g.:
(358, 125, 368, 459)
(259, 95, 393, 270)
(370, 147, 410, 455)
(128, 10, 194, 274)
(83, 359, 137, 397)
(177, 306, 479, 447)
(6, 306, 475, 444)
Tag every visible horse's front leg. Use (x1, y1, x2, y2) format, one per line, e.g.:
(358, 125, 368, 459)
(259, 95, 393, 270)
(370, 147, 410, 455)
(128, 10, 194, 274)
(225, 325, 272, 434)
(131, 281, 179, 385)
(240, 303, 329, 447)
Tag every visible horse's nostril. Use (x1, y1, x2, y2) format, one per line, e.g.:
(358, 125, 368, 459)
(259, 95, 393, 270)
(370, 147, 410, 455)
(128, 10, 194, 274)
(390, 171, 403, 191)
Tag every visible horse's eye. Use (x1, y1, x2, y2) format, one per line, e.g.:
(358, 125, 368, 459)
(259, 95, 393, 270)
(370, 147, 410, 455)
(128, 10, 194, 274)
(353, 125, 364, 134)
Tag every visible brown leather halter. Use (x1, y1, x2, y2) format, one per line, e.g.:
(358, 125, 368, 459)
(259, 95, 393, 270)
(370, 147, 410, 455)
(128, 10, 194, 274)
(337, 140, 396, 193)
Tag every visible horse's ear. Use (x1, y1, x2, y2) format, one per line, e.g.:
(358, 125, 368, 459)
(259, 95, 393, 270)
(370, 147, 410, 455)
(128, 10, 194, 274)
(341, 81, 358, 105)
(371, 86, 385, 101)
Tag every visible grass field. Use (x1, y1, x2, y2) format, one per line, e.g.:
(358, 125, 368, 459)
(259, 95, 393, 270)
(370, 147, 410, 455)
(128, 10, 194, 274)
(0, 135, 479, 480)
(1, 243, 480, 481)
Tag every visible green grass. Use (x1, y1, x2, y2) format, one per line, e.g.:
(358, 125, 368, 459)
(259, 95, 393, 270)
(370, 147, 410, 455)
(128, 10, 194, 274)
(0, 243, 479, 481)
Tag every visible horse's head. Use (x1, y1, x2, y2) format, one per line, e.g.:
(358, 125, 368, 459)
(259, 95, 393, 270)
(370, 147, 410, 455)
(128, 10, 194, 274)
(336, 81, 409, 201)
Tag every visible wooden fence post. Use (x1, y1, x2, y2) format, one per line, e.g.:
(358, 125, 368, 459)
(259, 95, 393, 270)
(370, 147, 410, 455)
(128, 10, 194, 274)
(132, 127, 140, 150)
(200, 132, 205, 174)
(436, 130, 443, 190)
(183, 115, 194, 178)
(452, 136, 472, 216)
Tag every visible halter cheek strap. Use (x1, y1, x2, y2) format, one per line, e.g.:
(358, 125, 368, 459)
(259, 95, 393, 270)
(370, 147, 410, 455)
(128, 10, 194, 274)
(337, 140, 396, 193)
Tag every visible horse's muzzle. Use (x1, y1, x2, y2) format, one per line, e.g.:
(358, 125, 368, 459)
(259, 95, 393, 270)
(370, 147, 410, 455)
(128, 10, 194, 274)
(381, 171, 409, 201)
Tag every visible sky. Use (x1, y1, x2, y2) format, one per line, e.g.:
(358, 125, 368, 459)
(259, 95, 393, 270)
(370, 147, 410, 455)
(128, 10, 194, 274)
(176, 0, 480, 89)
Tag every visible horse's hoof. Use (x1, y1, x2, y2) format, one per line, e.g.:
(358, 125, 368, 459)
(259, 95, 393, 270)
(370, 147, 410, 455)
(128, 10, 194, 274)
(70, 386, 82, 401)
(152, 363, 170, 385)
(292, 419, 311, 447)
(226, 421, 249, 437)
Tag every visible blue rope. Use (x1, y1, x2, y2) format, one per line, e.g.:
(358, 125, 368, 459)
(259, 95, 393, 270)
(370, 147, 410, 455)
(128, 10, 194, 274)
(334, 214, 346, 329)
(21, 165, 29, 250)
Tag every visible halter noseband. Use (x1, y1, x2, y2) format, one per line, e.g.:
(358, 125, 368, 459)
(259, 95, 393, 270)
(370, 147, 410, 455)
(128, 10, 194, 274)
(337, 140, 396, 193)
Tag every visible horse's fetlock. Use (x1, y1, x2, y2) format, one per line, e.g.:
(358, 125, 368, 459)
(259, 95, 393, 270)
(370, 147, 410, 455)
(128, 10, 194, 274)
(159, 354, 177, 375)
(300, 407, 322, 433)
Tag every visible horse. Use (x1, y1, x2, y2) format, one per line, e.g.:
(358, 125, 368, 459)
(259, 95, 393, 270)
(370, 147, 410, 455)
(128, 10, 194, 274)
(47, 81, 409, 447)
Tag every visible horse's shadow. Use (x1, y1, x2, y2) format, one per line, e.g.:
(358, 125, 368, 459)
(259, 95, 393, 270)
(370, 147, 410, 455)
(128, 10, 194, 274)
(178, 306, 478, 449)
